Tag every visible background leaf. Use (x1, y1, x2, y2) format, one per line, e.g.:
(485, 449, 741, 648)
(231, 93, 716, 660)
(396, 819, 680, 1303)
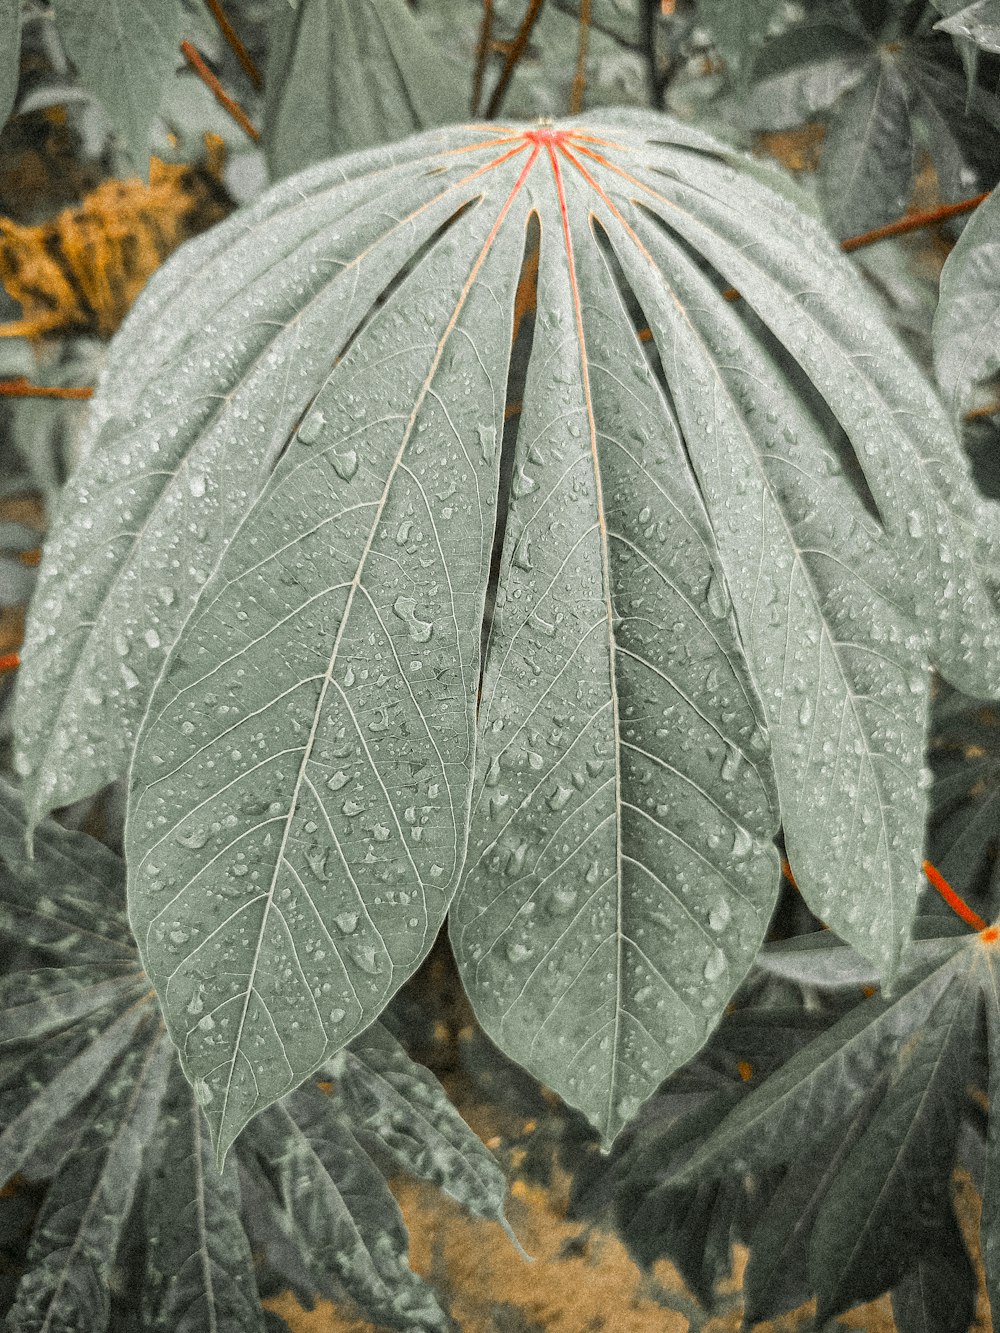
(51, 0, 181, 168)
(934, 181, 1000, 420)
(264, 0, 469, 179)
(0, 0, 21, 130)
(818, 55, 915, 237)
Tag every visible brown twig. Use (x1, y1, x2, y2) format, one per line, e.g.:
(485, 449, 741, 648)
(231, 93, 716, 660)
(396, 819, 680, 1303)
(472, 0, 494, 116)
(485, 0, 546, 118)
(840, 191, 990, 253)
(0, 378, 93, 400)
(570, 0, 590, 115)
(180, 40, 260, 141)
(964, 400, 1000, 422)
(204, 0, 263, 90)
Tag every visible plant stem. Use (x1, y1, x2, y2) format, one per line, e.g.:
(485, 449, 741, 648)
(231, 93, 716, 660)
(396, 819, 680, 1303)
(472, 0, 494, 115)
(922, 859, 988, 932)
(180, 40, 260, 141)
(841, 192, 990, 253)
(485, 0, 546, 118)
(570, 0, 590, 114)
(0, 378, 93, 400)
(203, 0, 263, 90)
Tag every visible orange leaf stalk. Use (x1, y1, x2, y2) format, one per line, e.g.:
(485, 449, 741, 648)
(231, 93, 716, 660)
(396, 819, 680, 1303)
(181, 41, 260, 141)
(0, 652, 20, 672)
(922, 859, 988, 932)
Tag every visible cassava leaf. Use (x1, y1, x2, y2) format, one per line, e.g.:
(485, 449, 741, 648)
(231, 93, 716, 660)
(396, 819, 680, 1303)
(934, 181, 1000, 421)
(4, 1036, 172, 1333)
(264, 0, 469, 179)
(672, 936, 966, 1180)
(890, 1225, 978, 1333)
(51, 0, 181, 167)
(339, 1021, 513, 1234)
(0, 968, 147, 1046)
(0, 791, 502, 1330)
(808, 969, 976, 1322)
(0, 1007, 147, 1189)
(742, 1089, 883, 1324)
(0, 779, 133, 960)
(246, 1097, 450, 1331)
(143, 1063, 266, 1333)
(0, 0, 20, 129)
(16, 112, 998, 1155)
(934, 0, 1000, 53)
(818, 55, 915, 237)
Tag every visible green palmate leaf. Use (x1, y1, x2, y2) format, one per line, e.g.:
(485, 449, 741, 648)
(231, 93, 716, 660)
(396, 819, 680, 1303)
(934, 0, 1000, 53)
(264, 0, 468, 179)
(15, 113, 997, 1155)
(247, 1097, 449, 1331)
(143, 1063, 265, 1333)
(4, 1036, 172, 1333)
(0, 0, 21, 129)
(809, 970, 976, 1322)
(340, 1022, 514, 1233)
(934, 182, 1000, 421)
(673, 936, 966, 1180)
(51, 0, 181, 167)
(818, 54, 915, 237)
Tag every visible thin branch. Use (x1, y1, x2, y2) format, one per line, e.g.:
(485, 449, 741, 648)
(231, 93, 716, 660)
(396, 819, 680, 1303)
(204, 0, 263, 90)
(472, 0, 494, 116)
(485, 0, 546, 118)
(570, 0, 591, 115)
(0, 378, 93, 400)
(965, 400, 1000, 422)
(180, 40, 260, 141)
(840, 191, 990, 253)
(922, 859, 988, 932)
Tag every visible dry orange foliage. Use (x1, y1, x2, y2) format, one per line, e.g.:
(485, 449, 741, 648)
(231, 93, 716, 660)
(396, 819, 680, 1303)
(754, 123, 826, 174)
(0, 136, 231, 341)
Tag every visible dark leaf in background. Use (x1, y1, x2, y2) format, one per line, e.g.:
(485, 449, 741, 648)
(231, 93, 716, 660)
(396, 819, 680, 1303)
(809, 971, 976, 1322)
(730, 24, 871, 131)
(142, 1063, 266, 1333)
(248, 1096, 451, 1332)
(818, 55, 915, 236)
(890, 1216, 978, 1333)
